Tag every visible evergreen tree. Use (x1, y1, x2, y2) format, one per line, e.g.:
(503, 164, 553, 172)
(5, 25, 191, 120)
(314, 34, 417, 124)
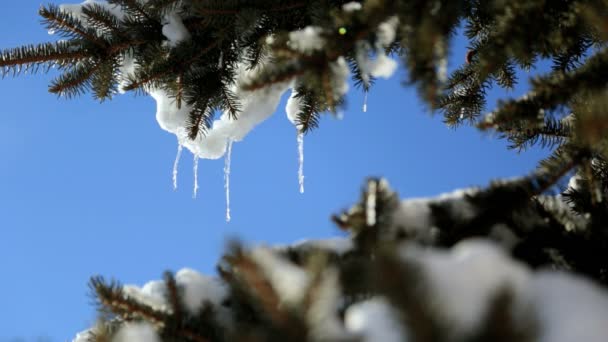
(2, 0, 608, 341)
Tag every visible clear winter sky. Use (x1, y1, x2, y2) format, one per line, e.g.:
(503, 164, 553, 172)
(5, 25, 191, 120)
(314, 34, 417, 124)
(0, 2, 549, 341)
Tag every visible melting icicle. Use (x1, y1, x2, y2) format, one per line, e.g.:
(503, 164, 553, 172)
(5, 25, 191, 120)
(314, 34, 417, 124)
(224, 140, 233, 222)
(172, 144, 183, 190)
(297, 132, 305, 194)
(192, 155, 199, 199)
(363, 92, 368, 112)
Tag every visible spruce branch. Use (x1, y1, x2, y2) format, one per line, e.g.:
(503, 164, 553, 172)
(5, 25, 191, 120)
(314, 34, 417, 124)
(146, 0, 183, 16)
(175, 73, 184, 109)
(193, 1, 307, 16)
(502, 116, 573, 151)
(163, 271, 184, 324)
(81, 3, 125, 38)
(293, 86, 321, 134)
(108, 0, 158, 24)
(39, 5, 106, 47)
(186, 97, 213, 140)
(90, 276, 212, 342)
(90, 276, 170, 326)
(48, 59, 101, 98)
(122, 39, 221, 92)
(0, 41, 88, 77)
(219, 84, 241, 120)
(224, 248, 286, 326)
(478, 49, 608, 133)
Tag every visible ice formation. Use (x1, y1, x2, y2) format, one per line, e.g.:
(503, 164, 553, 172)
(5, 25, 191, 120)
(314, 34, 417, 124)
(192, 155, 199, 199)
(172, 143, 183, 190)
(224, 140, 233, 222)
(297, 132, 305, 194)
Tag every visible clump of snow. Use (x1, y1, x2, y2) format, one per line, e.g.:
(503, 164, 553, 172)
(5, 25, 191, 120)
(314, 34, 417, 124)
(291, 237, 354, 254)
(401, 240, 530, 334)
(388, 188, 477, 242)
(175, 268, 229, 313)
(370, 53, 398, 79)
(123, 279, 170, 312)
(345, 298, 407, 342)
(342, 2, 362, 12)
(150, 88, 190, 133)
(330, 57, 351, 99)
(250, 247, 310, 305)
(72, 329, 96, 342)
(398, 239, 608, 342)
(354, 17, 400, 86)
(113, 322, 161, 342)
(122, 268, 228, 315)
(285, 88, 301, 127)
(288, 26, 326, 54)
(307, 268, 347, 340)
(161, 11, 190, 46)
(377, 17, 399, 48)
(167, 64, 291, 160)
(391, 198, 433, 234)
(530, 271, 608, 342)
(567, 172, 582, 191)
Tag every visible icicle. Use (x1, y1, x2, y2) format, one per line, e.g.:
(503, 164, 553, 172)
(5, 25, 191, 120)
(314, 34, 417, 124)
(172, 143, 183, 190)
(224, 140, 233, 222)
(192, 155, 199, 199)
(363, 92, 368, 112)
(297, 132, 305, 194)
(218, 51, 224, 68)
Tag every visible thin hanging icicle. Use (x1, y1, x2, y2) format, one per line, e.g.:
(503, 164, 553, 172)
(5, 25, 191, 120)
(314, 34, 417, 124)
(363, 92, 368, 112)
(224, 140, 234, 222)
(172, 143, 183, 190)
(192, 155, 199, 199)
(297, 132, 305, 194)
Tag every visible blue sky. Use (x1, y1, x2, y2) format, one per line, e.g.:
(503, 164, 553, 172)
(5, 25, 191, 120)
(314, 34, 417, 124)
(0, 2, 549, 341)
